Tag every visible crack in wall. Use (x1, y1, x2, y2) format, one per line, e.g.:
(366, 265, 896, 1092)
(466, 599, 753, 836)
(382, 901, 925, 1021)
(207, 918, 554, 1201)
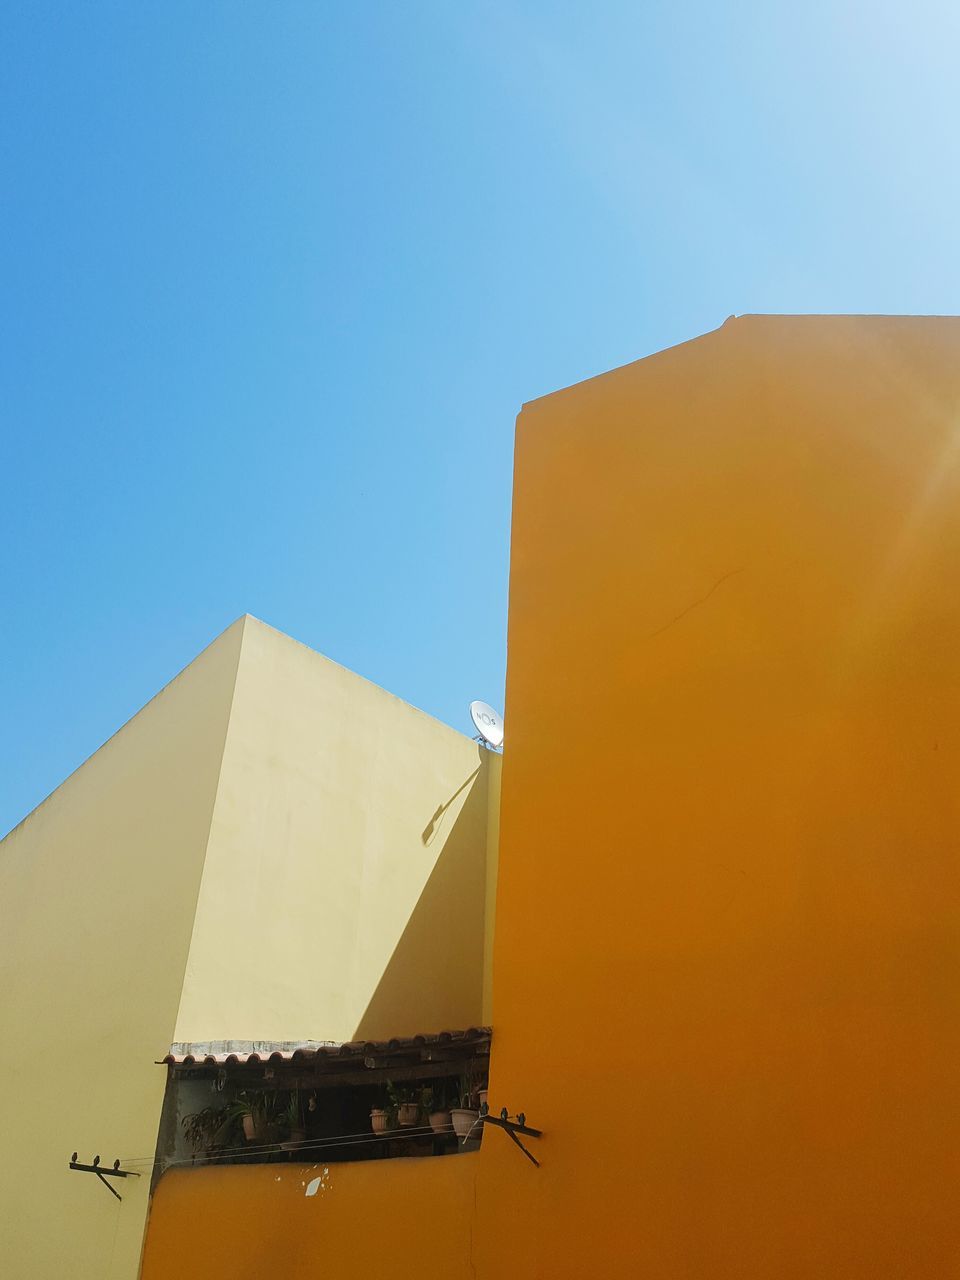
(647, 567, 745, 640)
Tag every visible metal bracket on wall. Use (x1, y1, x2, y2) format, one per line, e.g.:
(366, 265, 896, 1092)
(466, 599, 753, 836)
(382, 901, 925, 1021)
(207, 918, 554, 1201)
(480, 1106, 543, 1167)
(68, 1154, 142, 1201)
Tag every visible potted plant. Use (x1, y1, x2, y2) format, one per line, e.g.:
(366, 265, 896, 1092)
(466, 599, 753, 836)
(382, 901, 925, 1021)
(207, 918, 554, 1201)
(370, 1087, 393, 1134)
(370, 1106, 391, 1134)
(223, 1089, 282, 1144)
(220, 1094, 258, 1143)
(449, 1077, 481, 1141)
(181, 1104, 232, 1156)
(279, 1090, 306, 1149)
(387, 1080, 419, 1128)
(423, 1085, 452, 1134)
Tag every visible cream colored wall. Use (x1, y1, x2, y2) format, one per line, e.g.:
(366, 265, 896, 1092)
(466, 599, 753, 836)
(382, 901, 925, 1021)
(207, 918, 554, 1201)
(0, 620, 244, 1280)
(174, 616, 494, 1044)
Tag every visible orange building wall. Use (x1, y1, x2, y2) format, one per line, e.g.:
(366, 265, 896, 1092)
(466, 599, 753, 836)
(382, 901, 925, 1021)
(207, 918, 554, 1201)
(139, 316, 960, 1278)
(475, 315, 960, 1278)
(140, 1157, 480, 1278)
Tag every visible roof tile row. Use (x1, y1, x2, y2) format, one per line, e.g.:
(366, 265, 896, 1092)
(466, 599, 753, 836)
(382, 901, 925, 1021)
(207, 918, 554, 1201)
(163, 1026, 491, 1067)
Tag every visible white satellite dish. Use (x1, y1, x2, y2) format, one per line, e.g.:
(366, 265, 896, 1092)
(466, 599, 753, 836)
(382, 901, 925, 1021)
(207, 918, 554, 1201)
(469, 700, 504, 749)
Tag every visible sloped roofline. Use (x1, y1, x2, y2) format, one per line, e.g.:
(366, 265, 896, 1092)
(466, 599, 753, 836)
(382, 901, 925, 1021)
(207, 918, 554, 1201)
(520, 312, 960, 411)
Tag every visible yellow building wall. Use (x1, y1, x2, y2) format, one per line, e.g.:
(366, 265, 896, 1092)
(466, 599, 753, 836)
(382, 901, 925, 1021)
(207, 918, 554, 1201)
(174, 616, 494, 1043)
(140, 1158, 480, 1278)
(475, 314, 960, 1278)
(0, 620, 244, 1280)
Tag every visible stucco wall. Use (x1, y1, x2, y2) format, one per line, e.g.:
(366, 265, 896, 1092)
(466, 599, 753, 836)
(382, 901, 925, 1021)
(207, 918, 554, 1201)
(476, 315, 960, 1277)
(140, 1158, 480, 1278)
(175, 617, 494, 1043)
(0, 620, 243, 1280)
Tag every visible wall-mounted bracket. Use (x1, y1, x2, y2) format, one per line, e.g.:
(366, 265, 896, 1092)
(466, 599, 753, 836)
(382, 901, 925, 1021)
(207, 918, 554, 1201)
(68, 1154, 141, 1202)
(480, 1106, 543, 1167)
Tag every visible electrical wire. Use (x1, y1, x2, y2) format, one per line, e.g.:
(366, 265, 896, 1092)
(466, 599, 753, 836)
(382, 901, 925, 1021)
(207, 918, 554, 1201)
(117, 1119, 488, 1173)
(118, 1123, 429, 1166)
(120, 1123, 439, 1166)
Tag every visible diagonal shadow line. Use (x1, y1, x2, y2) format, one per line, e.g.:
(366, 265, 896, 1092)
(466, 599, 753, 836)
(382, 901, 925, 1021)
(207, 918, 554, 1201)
(355, 757, 489, 1041)
(422, 766, 481, 846)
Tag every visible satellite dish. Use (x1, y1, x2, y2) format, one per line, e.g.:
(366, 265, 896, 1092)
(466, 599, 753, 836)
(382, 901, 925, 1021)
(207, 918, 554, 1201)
(469, 700, 504, 749)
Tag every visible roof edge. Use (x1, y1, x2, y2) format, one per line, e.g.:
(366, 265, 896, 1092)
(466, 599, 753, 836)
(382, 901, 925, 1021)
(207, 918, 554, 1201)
(518, 312, 960, 415)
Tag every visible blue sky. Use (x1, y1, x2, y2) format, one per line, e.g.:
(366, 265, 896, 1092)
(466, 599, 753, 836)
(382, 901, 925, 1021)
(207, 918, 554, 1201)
(2, 2, 959, 833)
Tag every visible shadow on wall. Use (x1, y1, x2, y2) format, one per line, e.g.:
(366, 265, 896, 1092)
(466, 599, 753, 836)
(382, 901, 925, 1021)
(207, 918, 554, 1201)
(421, 767, 480, 847)
(352, 752, 490, 1041)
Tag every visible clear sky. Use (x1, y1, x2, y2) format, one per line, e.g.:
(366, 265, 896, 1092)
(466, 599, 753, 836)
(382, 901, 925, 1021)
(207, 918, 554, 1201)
(2, 2, 958, 834)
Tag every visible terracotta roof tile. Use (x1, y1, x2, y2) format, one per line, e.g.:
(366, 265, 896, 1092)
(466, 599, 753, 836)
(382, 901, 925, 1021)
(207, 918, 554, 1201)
(162, 1026, 490, 1067)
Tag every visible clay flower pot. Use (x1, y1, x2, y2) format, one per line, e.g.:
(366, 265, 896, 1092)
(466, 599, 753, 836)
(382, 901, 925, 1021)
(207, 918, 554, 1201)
(370, 1108, 390, 1134)
(397, 1102, 419, 1128)
(242, 1115, 257, 1142)
(429, 1110, 452, 1133)
(450, 1108, 479, 1140)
